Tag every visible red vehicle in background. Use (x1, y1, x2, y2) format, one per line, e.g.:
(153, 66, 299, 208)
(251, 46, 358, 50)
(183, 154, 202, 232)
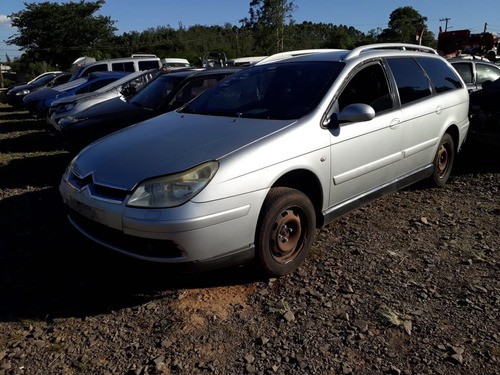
(437, 28, 498, 61)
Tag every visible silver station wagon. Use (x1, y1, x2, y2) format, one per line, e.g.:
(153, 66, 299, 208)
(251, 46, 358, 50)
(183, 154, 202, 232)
(60, 43, 470, 276)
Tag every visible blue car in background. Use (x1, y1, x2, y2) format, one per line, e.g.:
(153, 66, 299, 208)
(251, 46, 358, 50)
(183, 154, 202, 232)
(5, 71, 72, 108)
(23, 71, 129, 117)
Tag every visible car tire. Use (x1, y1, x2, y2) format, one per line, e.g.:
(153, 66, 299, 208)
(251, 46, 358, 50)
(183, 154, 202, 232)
(432, 133, 455, 187)
(255, 187, 316, 277)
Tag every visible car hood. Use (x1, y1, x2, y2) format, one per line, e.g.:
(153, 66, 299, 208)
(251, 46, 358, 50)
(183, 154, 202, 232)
(53, 89, 119, 106)
(73, 112, 297, 190)
(23, 87, 58, 102)
(8, 83, 43, 93)
(76, 96, 137, 119)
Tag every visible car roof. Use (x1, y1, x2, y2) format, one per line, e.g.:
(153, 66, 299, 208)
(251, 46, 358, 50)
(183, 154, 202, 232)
(259, 44, 440, 65)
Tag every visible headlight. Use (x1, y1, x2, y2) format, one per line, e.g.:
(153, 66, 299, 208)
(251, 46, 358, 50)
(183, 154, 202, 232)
(59, 116, 87, 126)
(16, 89, 30, 96)
(54, 103, 75, 113)
(127, 161, 219, 208)
(62, 155, 78, 182)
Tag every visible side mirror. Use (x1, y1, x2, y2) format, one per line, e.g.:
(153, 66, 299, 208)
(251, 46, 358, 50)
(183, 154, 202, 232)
(324, 103, 376, 129)
(337, 103, 376, 123)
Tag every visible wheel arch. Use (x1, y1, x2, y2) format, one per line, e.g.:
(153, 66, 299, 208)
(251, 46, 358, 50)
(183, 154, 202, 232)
(444, 124, 460, 154)
(271, 169, 324, 228)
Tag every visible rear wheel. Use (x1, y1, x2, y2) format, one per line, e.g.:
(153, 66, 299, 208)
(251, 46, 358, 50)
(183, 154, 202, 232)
(432, 133, 455, 187)
(255, 187, 316, 277)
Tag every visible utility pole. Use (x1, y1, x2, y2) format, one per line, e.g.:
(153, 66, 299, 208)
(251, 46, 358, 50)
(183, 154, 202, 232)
(439, 17, 451, 32)
(483, 23, 488, 33)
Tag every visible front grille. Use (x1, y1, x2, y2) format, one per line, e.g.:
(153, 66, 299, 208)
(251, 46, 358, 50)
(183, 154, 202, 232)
(92, 184, 129, 201)
(68, 209, 184, 259)
(68, 172, 129, 202)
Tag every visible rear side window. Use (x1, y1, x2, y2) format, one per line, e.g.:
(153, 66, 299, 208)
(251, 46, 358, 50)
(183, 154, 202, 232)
(88, 78, 120, 92)
(112, 62, 135, 72)
(173, 77, 220, 104)
(452, 62, 473, 84)
(387, 58, 431, 105)
(139, 60, 161, 70)
(416, 57, 463, 93)
(82, 64, 108, 76)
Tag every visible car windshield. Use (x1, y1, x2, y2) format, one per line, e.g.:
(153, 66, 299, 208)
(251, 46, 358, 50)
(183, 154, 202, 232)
(95, 70, 147, 93)
(181, 61, 343, 120)
(129, 74, 186, 109)
(30, 74, 58, 85)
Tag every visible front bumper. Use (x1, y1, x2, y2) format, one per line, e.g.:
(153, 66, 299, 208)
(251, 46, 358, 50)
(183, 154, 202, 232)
(59, 178, 266, 270)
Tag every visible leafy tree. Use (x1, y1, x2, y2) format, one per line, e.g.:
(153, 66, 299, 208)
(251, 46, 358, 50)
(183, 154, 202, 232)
(6, 0, 117, 70)
(377, 6, 435, 46)
(244, 0, 297, 54)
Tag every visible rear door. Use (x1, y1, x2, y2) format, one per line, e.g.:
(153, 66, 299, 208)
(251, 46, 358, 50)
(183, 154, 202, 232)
(386, 56, 462, 178)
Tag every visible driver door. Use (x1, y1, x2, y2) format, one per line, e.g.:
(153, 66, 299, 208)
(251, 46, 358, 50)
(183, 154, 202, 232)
(329, 62, 403, 208)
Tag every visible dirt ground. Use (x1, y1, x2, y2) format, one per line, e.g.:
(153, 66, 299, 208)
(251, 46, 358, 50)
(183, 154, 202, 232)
(0, 105, 498, 375)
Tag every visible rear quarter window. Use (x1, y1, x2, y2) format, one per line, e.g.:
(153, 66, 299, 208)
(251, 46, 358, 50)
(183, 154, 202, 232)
(387, 58, 432, 105)
(476, 63, 500, 84)
(416, 57, 463, 93)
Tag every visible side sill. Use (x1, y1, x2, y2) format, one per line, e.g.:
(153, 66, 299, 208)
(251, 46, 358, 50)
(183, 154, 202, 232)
(322, 164, 433, 225)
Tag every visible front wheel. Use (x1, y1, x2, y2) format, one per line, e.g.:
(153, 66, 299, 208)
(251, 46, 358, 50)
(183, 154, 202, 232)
(255, 187, 316, 277)
(432, 133, 455, 187)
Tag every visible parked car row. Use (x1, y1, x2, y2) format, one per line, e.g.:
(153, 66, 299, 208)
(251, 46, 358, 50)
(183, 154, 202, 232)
(6, 71, 72, 107)
(50, 66, 240, 152)
(5, 55, 166, 109)
(58, 43, 471, 276)
(23, 71, 131, 117)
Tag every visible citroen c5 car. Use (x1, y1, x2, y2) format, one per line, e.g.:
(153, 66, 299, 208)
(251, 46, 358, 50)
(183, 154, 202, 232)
(60, 43, 469, 276)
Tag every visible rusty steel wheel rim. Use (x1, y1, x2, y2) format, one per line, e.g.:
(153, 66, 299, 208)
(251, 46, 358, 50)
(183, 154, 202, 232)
(436, 142, 450, 177)
(270, 209, 304, 264)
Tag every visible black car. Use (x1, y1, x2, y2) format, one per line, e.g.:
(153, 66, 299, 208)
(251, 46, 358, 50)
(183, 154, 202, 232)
(468, 78, 500, 145)
(54, 67, 240, 151)
(6, 72, 72, 107)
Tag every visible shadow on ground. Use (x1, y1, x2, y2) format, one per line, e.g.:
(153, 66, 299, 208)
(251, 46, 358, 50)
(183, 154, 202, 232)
(0, 107, 263, 322)
(0, 188, 261, 322)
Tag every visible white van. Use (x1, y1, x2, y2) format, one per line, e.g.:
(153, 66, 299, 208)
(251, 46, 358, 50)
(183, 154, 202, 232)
(70, 55, 161, 81)
(161, 58, 191, 70)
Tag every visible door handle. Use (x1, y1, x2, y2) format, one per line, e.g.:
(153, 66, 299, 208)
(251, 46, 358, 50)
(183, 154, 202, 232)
(389, 119, 401, 129)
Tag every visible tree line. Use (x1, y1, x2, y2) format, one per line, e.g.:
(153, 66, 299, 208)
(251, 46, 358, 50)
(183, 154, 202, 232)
(4, 0, 436, 81)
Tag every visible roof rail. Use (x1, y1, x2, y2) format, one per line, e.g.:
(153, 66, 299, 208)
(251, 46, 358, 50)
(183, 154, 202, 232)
(130, 54, 158, 58)
(255, 49, 342, 65)
(344, 43, 438, 60)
